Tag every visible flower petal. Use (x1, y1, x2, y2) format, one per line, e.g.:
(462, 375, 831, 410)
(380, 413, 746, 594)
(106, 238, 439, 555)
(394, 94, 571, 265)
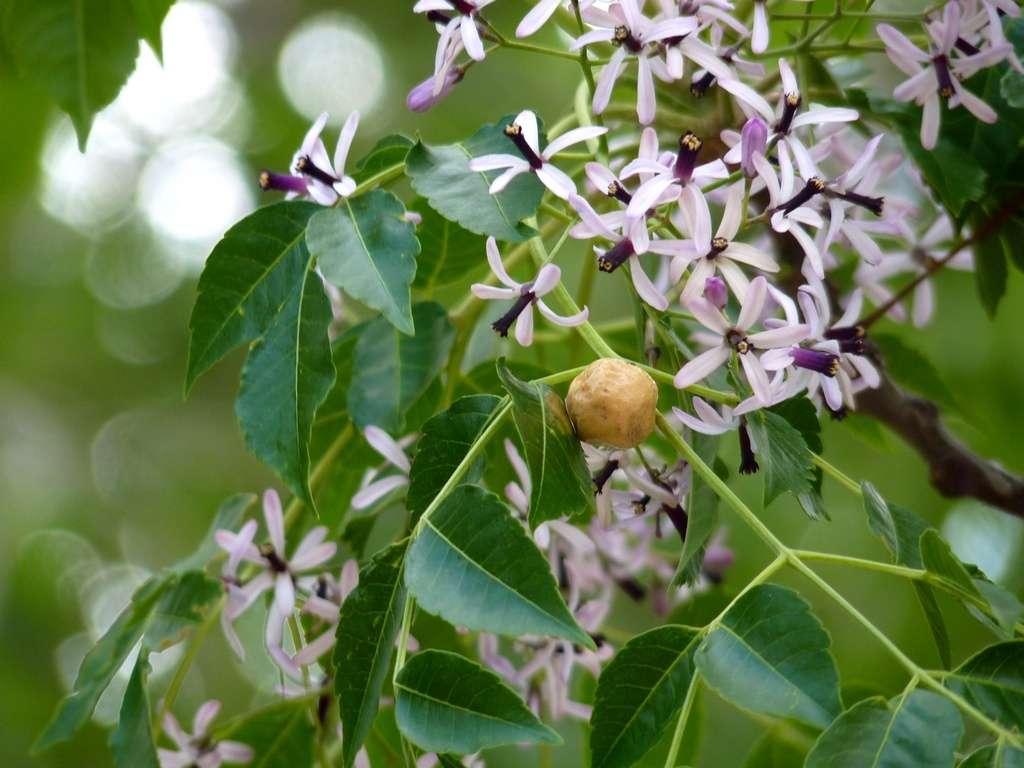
(675, 346, 731, 389)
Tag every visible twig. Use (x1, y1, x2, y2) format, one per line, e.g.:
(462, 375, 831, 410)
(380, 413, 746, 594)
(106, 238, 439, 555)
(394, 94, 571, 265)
(854, 347, 1024, 518)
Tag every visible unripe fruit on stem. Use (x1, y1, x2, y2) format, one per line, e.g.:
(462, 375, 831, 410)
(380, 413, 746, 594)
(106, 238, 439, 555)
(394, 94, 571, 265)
(565, 358, 658, 449)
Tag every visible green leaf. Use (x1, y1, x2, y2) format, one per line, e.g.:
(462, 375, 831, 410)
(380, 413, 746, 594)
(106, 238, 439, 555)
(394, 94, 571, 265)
(944, 641, 1024, 729)
(395, 650, 561, 753)
(872, 334, 961, 413)
(406, 394, 502, 525)
(234, 261, 336, 510)
(142, 570, 223, 653)
(34, 575, 171, 751)
(352, 134, 414, 184)
(436, 755, 467, 768)
(891, 119, 988, 217)
(128, 0, 174, 60)
(742, 730, 809, 768)
(1003, 68, 1024, 109)
(745, 409, 815, 507)
(185, 201, 322, 393)
(335, 539, 409, 768)
(405, 484, 593, 647)
(974, 222, 1009, 318)
(861, 483, 952, 667)
(913, 581, 952, 670)
(589, 625, 702, 768)
(999, 217, 1024, 274)
(972, 579, 1024, 638)
(5, 0, 141, 148)
(497, 360, 593, 528)
(960, 741, 1024, 768)
(347, 301, 455, 433)
(941, 48, 1024, 186)
(804, 690, 962, 767)
(674, 431, 719, 587)
(920, 529, 984, 601)
(770, 397, 826, 520)
(696, 584, 842, 729)
(406, 117, 544, 242)
(862, 481, 933, 569)
(308, 190, 419, 335)
(218, 699, 316, 768)
(170, 493, 255, 574)
(109, 654, 159, 768)
(408, 197, 489, 296)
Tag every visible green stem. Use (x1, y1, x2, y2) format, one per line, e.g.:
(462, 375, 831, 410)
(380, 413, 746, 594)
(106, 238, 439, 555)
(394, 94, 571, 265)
(787, 555, 1023, 745)
(392, 400, 514, 678)
(811, 453, 862, 496)
(657, 411, 785, 555)
(494, 36, 581, 61)
(153, 594, 224, 734)
(657, 413, 1021, 744)
(662, 668, 702, 768)
(791, 550, 927, 580)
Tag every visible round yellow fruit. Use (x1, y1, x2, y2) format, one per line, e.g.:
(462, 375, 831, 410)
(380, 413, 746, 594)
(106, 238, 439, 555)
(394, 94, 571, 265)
(565, 358, 658, 449)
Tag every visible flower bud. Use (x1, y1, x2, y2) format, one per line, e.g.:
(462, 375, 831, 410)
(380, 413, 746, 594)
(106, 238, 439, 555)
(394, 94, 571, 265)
(704, 276, 728, 309)
(740, 117, 768, 178)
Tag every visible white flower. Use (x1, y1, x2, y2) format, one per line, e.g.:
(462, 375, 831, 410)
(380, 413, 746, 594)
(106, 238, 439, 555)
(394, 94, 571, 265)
(351, 427, 415, 509)
(877, 4, 1009, 149)
(414, 0, 495, 94)
(158, 700, 253, 768)
(214, 489, 336, 660)
(517, 0, 596, 37)
(674, 276, 810, 406)
(670, 181, 780, 306)
(569, 193, 688, 311)
(290, 112, 360, 206)
(571, 0, 701, 124)
(472, 236, 589, 346)
(469, 110, 607, 199)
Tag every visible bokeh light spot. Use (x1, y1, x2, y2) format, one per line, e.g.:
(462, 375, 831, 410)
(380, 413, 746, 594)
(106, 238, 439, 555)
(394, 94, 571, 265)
(116, 1, 241, 138)
(137, 137, 255, 270)
(277, 13, 387, 124)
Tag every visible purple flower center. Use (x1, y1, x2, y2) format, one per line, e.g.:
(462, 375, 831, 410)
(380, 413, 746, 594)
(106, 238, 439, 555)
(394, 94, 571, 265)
(598, 239, 636, 272)
(504, 122, 544, 169)
(260, 170, 309, 195)
(606, 180, 633, 205)
(777, 176, 825, 216)
(774, 93, 802, 135)
(447, 0, 478, 15)
(791, 347, 840, 376)
(706, 236, 729, 260)
(295, 156, 340, 187)
(673, 132, 703, 184)
(726, 329, 753, 354)
(932, 54, 956, 98)
(260, 545, 289, 574)
(491, 291, 536, 337)
(824, 324, 866, 355)
(739, 423, 759, 474)
(690, 70, 716, 98)
(592, 458, 621, 493)
(829, 189, 885, 216)
(612, 25, 644, 54)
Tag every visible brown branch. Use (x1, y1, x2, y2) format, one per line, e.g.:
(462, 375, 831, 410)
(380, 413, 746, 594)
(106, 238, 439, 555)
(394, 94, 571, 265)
(854, 349, 1024, 518)
(861, 190, 1024, 329)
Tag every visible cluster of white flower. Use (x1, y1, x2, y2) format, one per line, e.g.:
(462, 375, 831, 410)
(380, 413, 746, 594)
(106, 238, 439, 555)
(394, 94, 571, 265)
(237, 0, 1021, 745)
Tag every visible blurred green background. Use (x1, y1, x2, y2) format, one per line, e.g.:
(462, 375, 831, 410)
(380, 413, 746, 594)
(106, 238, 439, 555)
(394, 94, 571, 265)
(2, 1, 1023, 766)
